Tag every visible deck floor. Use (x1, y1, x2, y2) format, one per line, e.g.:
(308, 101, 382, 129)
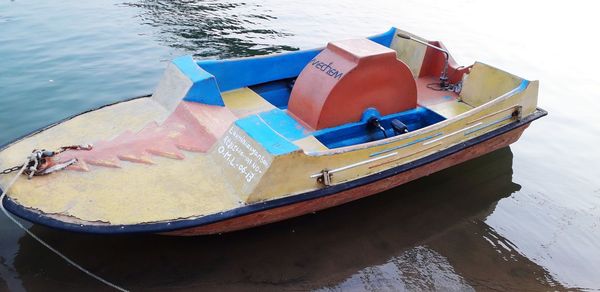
(0, 98, 242, 225)
(416, 76, 473, 118)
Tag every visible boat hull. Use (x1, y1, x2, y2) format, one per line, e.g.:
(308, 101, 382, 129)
(1, 109, 545, 235)
(166, 119, 532, 236)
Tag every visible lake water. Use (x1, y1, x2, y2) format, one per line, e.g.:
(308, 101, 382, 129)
(1, 0, 599, 291)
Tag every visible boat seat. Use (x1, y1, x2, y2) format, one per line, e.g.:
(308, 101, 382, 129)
(288, 38, 417, 130)
(427, 100, 473, 118)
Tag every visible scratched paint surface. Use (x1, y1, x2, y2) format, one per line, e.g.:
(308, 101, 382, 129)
(218, 127, 271, 182)
(1, 0, 600, 291)
(0, 100, 242, 225)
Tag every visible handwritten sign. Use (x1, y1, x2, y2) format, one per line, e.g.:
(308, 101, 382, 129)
(217, 127, 271, 183)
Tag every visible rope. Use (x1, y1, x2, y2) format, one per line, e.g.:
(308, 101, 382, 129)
(0, 162, 128, 292)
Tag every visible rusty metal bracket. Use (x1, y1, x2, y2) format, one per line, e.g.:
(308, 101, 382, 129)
(316, 169, 333, 186)
(513, 105, 523, 121)
(311, 152, 398, 186)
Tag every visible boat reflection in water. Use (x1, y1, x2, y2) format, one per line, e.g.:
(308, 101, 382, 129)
(12, 147, 564, 291)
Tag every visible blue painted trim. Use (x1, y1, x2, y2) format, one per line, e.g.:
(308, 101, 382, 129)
(235, 114, 300, 155)
(368, 27, 396, 48)
(249, 79, 294, 109)
(257, 109, 309, 141)
(195, 27, 398, 93)
(0, 108, 547, 235)
(173, 56, 224, 106)
(518, 80, 529, 92)
(198, 49, 320, 93)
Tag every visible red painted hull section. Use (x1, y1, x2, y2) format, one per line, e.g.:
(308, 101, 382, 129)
(165, 123, 530, 236)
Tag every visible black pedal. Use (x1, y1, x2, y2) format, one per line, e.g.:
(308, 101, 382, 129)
(368, 117, 388, 138)
(391, 119, 408, 135)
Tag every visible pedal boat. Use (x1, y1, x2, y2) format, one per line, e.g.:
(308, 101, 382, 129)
(0, 28, 546, 235)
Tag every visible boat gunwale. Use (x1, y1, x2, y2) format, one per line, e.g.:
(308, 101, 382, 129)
(1, 108, 547, 235)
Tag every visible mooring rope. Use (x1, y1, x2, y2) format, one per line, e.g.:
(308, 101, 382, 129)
(0, 162, 128, 292)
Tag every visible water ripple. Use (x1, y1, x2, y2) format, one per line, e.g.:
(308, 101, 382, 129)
(123, 0, 297, 58)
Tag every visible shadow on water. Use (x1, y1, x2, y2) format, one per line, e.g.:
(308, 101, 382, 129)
(10, 147, 565, 291)
(123, 0, 298, 58)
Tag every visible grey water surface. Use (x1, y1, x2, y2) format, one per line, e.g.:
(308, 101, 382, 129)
(1, 0, 599, 291)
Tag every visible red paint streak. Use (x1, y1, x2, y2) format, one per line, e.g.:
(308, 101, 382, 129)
(57, 101, 235, 171)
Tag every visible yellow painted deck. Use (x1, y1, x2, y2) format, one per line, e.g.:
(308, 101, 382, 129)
(221, 87, 275, 117)
(428, 100, 474, 118)
(0, 99, 242, 224)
